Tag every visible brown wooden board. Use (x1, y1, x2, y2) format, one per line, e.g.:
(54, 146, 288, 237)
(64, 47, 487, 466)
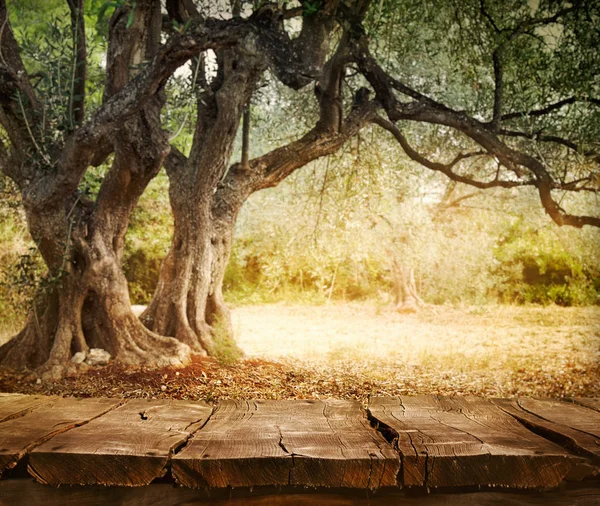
(493, 398, 600, 461)
(28, 398, 212, 486)
(368, 396, 595, 489)
(567, 397, 600, 414)
(0, 393, 53, 423)
(172, 399, 399, 489)
(0, 396, 119, 475)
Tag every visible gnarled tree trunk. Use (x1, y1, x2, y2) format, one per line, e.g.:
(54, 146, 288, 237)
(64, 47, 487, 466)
(0, 0, 193, 377)
(141, 43, 263, 353)
(0, 104, 191, 379)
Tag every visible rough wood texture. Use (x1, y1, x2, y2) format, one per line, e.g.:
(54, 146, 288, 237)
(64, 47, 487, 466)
(368, 396, 595, 489)
(1, 479, 599, 506)
(0, 393, 52, 422)
(0, 396, 119, 475)
(493, 398, 600, 461)
(567, 397, 600, 413)
(1, 394, 599, 493)
(28, 398, 212, 486)
(172, 399, 399, 489)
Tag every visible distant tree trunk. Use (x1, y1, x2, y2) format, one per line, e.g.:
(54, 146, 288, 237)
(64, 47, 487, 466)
(391, 260, 425, 313)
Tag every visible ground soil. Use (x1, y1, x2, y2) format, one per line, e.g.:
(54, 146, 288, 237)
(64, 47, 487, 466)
(0, 303, 598, 402)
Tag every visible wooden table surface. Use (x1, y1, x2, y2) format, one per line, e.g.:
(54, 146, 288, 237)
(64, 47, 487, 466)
(0, 393, 598, 498)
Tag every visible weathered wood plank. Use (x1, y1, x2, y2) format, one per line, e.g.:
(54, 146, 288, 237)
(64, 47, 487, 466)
(566, 397, 600, 414)
(493, 398, 600, 461)
(0, 393, 53, 423)
(368, 396, 593, 489)
(28, 398, 212, 486)
(1, 479, 599, 506)
(0, 397, 119, 475)
(172, 399, 399, 489)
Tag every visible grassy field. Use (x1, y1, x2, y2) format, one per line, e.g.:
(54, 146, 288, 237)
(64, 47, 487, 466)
(1, 303, 598, 400)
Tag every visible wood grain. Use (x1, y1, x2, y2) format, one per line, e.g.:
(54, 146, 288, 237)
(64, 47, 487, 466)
(0, 393, 53, 423)
(28, 398, 212, 486)
(172, 399, 399, 489)
(0, 396, 119, 475)
(566, 397, 600, 413)
(493, 398, 600, 461)
(368, 396, 593, 489)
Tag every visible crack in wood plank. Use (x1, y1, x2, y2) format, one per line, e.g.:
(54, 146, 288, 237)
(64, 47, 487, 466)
(0, 394, 57, 424)
(27, 398, 212, 486)
(493, 399, 600, 466)
(566, 398, 600, 413)
(368, 396, 593, 489)
(516, 399, 600, 440)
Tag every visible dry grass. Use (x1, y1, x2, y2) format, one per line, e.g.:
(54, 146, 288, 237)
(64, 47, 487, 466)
(1, 303, 598, 400)
(235, 303, 599, 374)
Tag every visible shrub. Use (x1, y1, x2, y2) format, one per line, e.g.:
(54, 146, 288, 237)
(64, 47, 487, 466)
(492, 221, 599, 306)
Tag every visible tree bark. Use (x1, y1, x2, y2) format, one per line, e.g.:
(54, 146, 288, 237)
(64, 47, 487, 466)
(0, 107, 192, 378)
(0, 1, 193, 377)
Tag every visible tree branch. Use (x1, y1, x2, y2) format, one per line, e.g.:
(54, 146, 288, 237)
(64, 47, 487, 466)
(66, 0, 86, 127)
(165, 0, 199, 24)
(253, 1, 338, 89)
(372, 115, 526, 189)
(0, 0, 42, 163)
(355, 40, 600, 228)
(492, 47, 503, 127)
(497, 128, 598, 158)
(241, 105, 250, 168)
(479, 0, 500, 33)
(315, 33, 351, 133)
(500, 96, 600, 122)
(212, 99, 378, 224)
(507, 5, 578, 39)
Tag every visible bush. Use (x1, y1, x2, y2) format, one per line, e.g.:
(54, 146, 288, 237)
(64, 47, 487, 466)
(492, 221, 599, 306)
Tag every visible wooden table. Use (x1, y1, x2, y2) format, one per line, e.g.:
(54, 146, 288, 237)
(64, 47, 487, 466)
(0, 393, 598, 504)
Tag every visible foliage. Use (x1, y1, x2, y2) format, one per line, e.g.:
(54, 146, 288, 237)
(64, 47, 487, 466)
(0, 176, 38, 328)
(493, 220, 599, 306)
(123, 171, 173, 304)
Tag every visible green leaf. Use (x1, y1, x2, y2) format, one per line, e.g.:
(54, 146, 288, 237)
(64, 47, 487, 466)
(302, 0, 320, 16)
(126, 10, 135, 28)
(98, 1, 119, 22)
